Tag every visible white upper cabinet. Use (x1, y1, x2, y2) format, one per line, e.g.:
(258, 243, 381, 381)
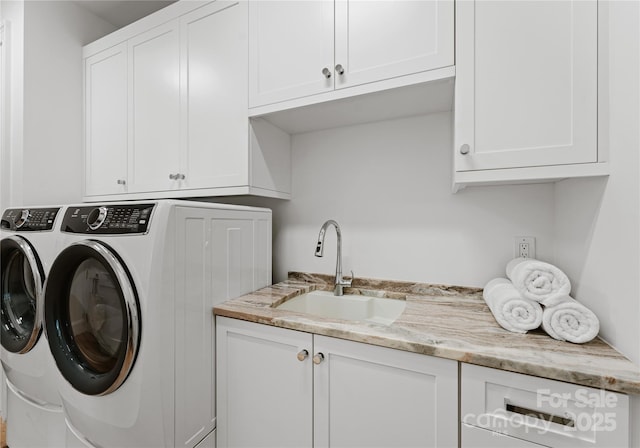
(179, 2, 251, 191)
(454, 0, 606, 189)
(84, 43, 128, 196)
(83, 1, 291, 201)
(249, 0, 335, 107)
(249, 0, 454, 109)
(128, 21, 181, 193)
(334, 0, 454, 90)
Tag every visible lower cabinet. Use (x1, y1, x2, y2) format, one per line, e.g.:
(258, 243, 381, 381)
(216, 317, 458, 448)
(462, 423, 546, 448)
(461, 364, 630, 448)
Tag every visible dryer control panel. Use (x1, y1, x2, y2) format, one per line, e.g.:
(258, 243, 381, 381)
(1, 207, 60, 231)
(61, 204, 155, 234)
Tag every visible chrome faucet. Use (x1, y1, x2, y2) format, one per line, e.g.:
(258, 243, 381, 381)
(315, 220, 353, 296)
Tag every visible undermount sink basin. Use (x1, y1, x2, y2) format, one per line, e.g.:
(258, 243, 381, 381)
(276, 290, 406, 325)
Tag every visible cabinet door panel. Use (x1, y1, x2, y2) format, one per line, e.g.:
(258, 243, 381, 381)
(334, 0, 454, 89)
(216, 318, 313, 448)
(180, 1, 249, 190)
(249, 0, 334, 107)
(455, 0, 597, 171)
(128, 21, 181, 192)
(85, 44, 128, 196)
(314, 336, 458, 448)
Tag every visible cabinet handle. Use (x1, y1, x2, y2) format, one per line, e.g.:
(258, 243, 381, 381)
(459, 144, 470, 155)
(297, 350, 309, 362)
(116, 179, 126, 185)
(505, 402, 575, 427)
(312, 353, 324, 365)
(169, 173, 185, 180)
(335, 64, 344, 75)
(322, 67, 332, 79)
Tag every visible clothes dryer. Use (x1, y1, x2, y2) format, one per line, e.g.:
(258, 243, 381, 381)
(43, 200, 271, 447)
(0, 206, 66, 447)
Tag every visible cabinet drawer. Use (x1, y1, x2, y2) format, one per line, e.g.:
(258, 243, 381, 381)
(461, 364, 629, 448)
(462, 423, 546, 448)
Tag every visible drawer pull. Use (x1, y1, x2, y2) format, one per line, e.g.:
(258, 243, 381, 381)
(505, 402, 574, 427)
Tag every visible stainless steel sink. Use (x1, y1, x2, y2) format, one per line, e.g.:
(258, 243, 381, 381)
(276, 290, 406, 325)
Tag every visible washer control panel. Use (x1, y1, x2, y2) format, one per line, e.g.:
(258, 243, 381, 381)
(61, 204, 155, 234)
(1, 207, 60, 231)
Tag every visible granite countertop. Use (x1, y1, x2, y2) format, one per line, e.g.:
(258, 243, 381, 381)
(213, 272, 640, 395)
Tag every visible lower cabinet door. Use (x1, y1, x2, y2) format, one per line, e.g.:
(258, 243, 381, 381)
(216, 317, 313, 448)
(462, 423, 547, 448)
(313, 335, 458, 448)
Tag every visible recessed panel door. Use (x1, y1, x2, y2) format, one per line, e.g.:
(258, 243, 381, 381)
(334, 0, 454, 89)
(249, 0, 334, 107)
(455, 0, 598, 171)
(128, 21, 181, 193)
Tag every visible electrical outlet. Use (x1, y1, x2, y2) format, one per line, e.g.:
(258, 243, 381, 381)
(514, 236, 536, 259)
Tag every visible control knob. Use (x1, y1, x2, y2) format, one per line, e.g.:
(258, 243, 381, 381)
(87, 207, 108, 230)
(14, 210, 31, 229)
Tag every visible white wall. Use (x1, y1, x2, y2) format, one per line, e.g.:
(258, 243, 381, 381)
(553, 1, 640, 444)
(3, 0, 115, 207)
(264, 112, 556, 286)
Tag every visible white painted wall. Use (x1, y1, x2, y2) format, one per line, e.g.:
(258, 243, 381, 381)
(3, 0, 115, 207)
(554, 1, 640, 444)
(262, 112, 556, 286)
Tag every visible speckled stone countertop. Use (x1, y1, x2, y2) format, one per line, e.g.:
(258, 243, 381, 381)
(213, 272, 640, 395)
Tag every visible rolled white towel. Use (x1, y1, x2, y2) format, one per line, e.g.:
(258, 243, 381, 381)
(541, 296, 600, 344)
(483, 278, 543, 334)
(506, 258, 571, 303)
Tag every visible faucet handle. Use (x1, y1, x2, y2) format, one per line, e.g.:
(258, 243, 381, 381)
(343, 270, 354, 287)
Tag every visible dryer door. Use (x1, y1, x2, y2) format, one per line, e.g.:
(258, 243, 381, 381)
(0, 235, 45, 354)
(44, 240, 140, 396)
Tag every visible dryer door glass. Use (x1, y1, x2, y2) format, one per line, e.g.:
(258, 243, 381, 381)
(0, 236, 44, 353)
(45, 240, 140, 396)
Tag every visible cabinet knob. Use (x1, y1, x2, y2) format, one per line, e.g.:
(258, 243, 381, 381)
(116, 179, 126, 185)
(459, 144, 470, 155)
(322, 67, 332, 79)
(312, 353, 325, 365)
(335, 64, 345, 75)
(297, 350, 309, 362)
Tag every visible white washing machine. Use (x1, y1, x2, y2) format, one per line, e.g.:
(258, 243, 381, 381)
(0, 206, 67, 447)
(43, 200, 271, 448)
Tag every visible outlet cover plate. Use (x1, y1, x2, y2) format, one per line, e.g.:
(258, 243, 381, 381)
(514, 236, 536, 259)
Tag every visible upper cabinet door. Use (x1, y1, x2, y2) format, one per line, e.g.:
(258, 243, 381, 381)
(334, 0, 454, 90)
(248, 0, 334, 107)
(84, 43, 128, 196)
(455, 0, 598, 172)
(128, 21, 181, 193)
(180, 1, 249, 190)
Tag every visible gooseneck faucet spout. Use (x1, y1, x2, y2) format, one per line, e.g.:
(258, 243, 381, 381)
(315, 220, 353, 296)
